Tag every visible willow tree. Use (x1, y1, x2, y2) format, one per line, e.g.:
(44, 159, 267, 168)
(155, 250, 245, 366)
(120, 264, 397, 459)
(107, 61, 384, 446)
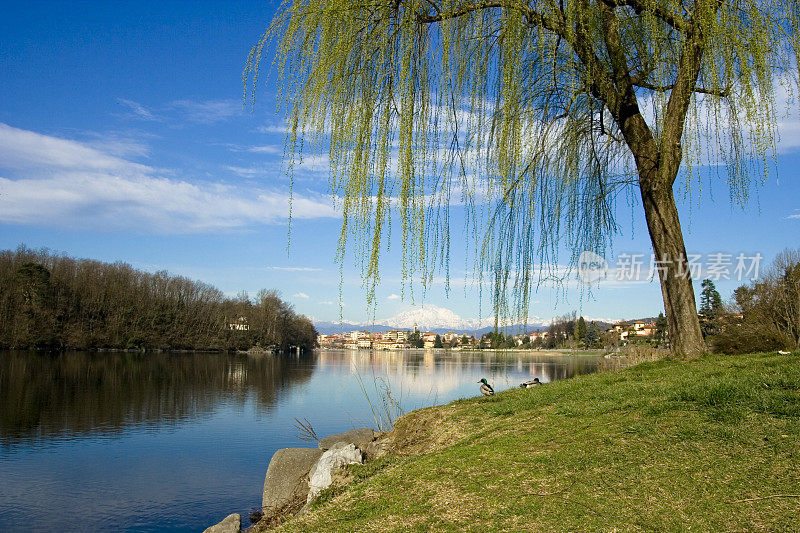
(245, 0, 799, 358)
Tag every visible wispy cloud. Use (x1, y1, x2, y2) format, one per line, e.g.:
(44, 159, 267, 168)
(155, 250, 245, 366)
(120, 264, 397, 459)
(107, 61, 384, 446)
(171, 99, 241, 123)
(0, 123, 338, 233)
(248, 145, 282, 154)
(225, 165, 269, 179)
(265, 266, 323, 272)
(117, 98, 161, 122)
(295, 154, 329, 173)
(788, 210, 800, 220)
(81, 129, 154, 159)
(87, 136, 151, 159)
(293, 292, 310, 299)
(387, 294, 400, 300)
(0, 123, 147, 173)
(256, 124, 288, 134)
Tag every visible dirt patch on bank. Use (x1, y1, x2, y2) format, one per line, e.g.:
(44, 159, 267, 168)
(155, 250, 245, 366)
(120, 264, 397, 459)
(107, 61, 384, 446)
(379, 404, 481, 456)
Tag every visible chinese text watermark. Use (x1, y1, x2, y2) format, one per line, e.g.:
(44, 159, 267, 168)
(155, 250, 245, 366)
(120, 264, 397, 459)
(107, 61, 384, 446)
(577, 252, 762, 283)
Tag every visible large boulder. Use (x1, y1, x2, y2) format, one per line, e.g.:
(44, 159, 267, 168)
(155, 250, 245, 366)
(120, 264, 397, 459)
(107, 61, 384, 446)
(262, 448, 324, 514)
(203, 513, 240, 533)
(317, 427, 377, 451)
(307, 442, 363, 503)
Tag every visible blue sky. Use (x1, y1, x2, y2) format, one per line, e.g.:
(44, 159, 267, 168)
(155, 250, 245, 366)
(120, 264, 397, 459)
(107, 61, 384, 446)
(1, 0, 798, 326)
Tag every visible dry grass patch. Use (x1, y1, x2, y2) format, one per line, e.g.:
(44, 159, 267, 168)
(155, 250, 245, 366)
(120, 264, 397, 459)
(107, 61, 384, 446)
(381, 404, 482, 455)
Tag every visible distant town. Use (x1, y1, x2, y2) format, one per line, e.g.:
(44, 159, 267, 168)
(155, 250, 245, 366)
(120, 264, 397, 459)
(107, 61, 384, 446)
(317, 318, 666, 350)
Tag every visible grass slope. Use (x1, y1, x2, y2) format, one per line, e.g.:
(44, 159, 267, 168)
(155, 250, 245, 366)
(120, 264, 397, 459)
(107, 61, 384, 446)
(280, 352, 800, 532)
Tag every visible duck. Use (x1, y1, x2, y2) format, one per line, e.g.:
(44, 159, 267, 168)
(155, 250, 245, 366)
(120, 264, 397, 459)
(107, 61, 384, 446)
(520, 377, 542, 388)
(477, 378, 494, 396)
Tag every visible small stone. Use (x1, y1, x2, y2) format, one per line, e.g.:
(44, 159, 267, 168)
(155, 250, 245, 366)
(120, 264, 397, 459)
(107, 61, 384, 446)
(203, 513, 241, 533)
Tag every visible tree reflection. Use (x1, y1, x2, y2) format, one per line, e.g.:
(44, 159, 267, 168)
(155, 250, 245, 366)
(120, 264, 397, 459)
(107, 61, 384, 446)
(0, 351, 314, 445)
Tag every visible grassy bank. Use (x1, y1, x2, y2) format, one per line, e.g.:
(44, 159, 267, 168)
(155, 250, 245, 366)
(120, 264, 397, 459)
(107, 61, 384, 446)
(275, 352, 799, 531)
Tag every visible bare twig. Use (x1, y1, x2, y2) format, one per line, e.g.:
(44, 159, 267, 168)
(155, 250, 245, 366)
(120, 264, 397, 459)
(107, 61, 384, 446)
(293, 417, 320, 443)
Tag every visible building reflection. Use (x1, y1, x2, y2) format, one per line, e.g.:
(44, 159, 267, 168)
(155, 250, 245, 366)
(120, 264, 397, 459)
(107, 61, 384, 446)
(313, 348, 599, 395)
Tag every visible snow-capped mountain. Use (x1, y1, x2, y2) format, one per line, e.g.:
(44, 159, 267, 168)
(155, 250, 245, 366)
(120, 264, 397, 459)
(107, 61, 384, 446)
(315, 304, 548, 335)
(376, 305, 496, 330)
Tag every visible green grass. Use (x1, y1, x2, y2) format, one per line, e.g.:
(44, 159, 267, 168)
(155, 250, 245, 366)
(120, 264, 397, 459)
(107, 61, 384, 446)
(276, 352, 800, 532)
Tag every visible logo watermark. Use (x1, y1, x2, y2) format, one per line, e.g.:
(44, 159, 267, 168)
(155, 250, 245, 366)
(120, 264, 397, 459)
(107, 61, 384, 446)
(577, 251, 608, 283)
(576, 252, 762, 283)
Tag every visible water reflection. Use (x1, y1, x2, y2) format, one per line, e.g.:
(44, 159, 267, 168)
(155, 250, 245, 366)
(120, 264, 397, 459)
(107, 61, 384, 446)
(318, 348, 599, 403)
(0, 349, 600, 446)
(0, 348, 600, 532)
(0, 350, 314, 446)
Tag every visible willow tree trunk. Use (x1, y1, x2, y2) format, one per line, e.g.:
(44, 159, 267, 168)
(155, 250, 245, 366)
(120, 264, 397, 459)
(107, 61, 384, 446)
(614, 12, 709, 359)
(639, 171, 707, 358)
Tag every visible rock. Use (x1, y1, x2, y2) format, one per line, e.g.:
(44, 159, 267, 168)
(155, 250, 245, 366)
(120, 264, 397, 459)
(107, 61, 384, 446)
(318, 427, 377, 450)
(262, 448, 324, 514)
(203, 513, 241, 533)
(307, 442, 363, 503)
(362, 439, 391, 460)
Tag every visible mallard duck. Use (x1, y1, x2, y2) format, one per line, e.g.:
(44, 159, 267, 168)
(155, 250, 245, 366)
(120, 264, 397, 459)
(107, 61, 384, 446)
(478, 378, 494, 396)
(520, 377, 542, 388)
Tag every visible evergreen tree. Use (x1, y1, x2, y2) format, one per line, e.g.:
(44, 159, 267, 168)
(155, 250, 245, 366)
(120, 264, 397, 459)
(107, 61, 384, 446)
(585, 322, 600, 348)
(575, 316, 587, 345)
(699, 279, 723, 318)
(408, 331, 424, 348)
(699, 279, 724, 339)
(655, 312, 669, 347)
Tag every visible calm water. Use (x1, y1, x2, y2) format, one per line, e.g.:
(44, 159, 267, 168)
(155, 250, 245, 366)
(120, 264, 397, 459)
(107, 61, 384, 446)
(0, 348, 601, 532)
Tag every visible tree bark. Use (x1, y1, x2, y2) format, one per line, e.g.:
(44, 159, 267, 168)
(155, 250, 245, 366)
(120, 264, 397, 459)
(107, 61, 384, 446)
(639, 173, 707, 358)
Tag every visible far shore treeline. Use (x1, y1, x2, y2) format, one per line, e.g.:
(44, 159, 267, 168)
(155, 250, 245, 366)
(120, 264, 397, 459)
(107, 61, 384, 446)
(0, 246, 317, 351)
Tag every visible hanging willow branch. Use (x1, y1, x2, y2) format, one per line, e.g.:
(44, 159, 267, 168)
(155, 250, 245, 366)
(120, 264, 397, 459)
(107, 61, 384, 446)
(245, 0, 799, 325)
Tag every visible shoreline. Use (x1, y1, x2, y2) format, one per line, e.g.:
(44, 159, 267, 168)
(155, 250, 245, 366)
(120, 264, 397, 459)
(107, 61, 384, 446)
(318, 346, 607, 356)
(249, 350, 799, 531)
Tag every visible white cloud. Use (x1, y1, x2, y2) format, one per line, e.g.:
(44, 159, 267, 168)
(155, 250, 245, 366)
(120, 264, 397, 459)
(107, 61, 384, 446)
(266, 266, 323, 272)
(225, 165, 269, 179)
(387, 294, 400, 300)
(87, 135, 151, 159)
(257, 124, 288, 134)
(171, 99, 241, 123)
(771, 80, 800, 154)
(0, 123, 147, 173)
(294, 154, 330, 173)
(788, 210, 800, 220)
(117, 98, 161, 122)
(0, 123, 338, 233)
(248, 145, 282, 154)
(293, 292, 310, 299)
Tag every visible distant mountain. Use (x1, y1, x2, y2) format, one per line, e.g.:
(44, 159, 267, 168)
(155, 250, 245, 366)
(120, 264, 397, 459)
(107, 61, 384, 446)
(314, 304, 549, 335)
(377, 305, 496, 331)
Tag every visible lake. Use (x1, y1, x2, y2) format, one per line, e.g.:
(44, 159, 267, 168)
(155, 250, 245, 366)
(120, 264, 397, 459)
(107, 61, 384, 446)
(0, 348, 602, 532)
